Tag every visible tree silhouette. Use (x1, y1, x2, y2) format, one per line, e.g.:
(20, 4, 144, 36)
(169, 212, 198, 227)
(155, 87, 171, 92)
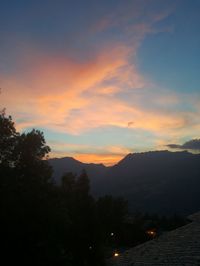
(0, 109, 19, 167)
(0, 113, 66, 265)
(0, 112, 128, 265)
(96, 195, 128, 245)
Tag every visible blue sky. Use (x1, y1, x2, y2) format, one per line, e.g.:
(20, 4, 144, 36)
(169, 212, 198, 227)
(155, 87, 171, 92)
(0, 0, 200, 164)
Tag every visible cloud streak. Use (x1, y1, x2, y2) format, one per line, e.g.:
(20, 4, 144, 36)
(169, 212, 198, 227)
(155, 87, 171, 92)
(49, 140, 132, 165)
(1, 0, 200, 164)
(167, 139, 200, 152)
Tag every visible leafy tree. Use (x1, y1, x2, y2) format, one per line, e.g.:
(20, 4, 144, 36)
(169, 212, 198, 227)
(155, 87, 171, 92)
(60, 170, 104, 265)
(96, 195, 128, 245)
(76, 169, 90, 196)
(0, 111, 52, 182)
(0, 111, 128, 265)
(0, 109, 18, 167)
(62, 172, 76, 193)
(0, 112, 64, 265)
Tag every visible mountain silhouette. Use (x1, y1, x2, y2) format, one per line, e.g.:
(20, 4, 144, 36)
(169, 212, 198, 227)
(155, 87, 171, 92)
(49, 156, 107, 189)
(49, 151, 200, 215)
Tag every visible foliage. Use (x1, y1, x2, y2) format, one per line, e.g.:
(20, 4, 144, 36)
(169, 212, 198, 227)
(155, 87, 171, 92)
(0, 112, 128, 265)
(1, 112, 185, 264)
(96, 195, 128, 245)
(0, 109, 18, 167)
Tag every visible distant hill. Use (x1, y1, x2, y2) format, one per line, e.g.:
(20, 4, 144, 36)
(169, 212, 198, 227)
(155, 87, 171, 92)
(49, 151, 200, 215)
(49, 156, 107, 189)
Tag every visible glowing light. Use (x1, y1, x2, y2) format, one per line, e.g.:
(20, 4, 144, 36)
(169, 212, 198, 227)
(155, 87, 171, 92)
(146, 229, 157, 237)
(114, 252, 119, 257)
(110, 232, 114, 236)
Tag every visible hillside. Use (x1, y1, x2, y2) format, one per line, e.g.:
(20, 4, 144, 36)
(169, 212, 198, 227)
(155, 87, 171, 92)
(49, 151, 200, 214)
(49, 156, 107, 188)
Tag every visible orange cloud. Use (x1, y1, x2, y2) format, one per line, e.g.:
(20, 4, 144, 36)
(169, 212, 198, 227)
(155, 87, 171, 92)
(50, 151, 124, 166)
(1, 43, 146, 133)
(1, 2, 199, 166)
(74, 153, 123, 166)
(1, 61, 196, 137)
(49, 143, 132, 166)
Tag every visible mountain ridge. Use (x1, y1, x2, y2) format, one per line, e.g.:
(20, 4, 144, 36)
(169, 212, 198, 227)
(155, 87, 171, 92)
(49, 150, 200, 215)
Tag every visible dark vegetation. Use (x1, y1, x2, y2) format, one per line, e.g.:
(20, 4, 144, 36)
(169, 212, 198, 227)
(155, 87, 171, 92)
(0, 111, 188, 265)
(50, 150, 200, 215)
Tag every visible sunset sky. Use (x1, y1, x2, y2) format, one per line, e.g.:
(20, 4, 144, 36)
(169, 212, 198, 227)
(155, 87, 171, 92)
(1, 0, 200, 165)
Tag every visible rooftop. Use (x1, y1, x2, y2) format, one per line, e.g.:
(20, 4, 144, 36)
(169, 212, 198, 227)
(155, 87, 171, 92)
(107, 211, 200, 266)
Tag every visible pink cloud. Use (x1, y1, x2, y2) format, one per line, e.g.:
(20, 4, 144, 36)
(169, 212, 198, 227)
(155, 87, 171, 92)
(1, 2, 198, 166)
(1, 42, 146, 133)
(1, 44, 196, 137)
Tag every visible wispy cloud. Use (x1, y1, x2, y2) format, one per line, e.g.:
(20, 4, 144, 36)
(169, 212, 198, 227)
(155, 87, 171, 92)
(1, 43, 145, 134)
(167, 139, 200, 152)
(1, 0, 199, 164)
(1, 42, 188, 136)
(49, 141, 132, 165)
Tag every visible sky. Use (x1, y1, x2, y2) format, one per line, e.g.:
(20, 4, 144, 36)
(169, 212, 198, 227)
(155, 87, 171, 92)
(0, 0, 200, 165)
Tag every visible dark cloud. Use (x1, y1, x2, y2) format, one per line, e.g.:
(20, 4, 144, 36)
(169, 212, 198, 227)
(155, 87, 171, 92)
(167, 139, 200, 151)
(127, 121, 134, 127)
(167, 144, 181, 149)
